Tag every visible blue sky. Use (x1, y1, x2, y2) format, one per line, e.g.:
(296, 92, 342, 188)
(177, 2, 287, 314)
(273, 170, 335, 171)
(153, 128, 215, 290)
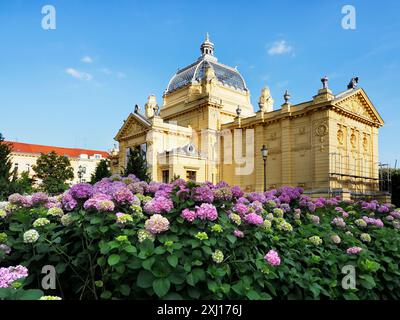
(0, 0, 399, 165)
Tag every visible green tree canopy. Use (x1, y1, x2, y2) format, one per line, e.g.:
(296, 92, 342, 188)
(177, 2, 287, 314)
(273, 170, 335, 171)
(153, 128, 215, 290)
(124, 147, 150, 182)
(91, 159, 111, 184)
(0, 133, 14, 200)
(32, 151, 74, 195)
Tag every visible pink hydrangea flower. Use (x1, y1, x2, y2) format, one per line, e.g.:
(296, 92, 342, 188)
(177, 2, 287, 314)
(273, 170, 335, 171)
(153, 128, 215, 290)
(347, 246, 362, 255)
(181, 208, 197, 222)
(244, 213, 264, 225)
(195, 203, 218, 221)
(264, 250, 281, 266)
(0, 265, 28, 288)
(233, 230, 244, 238)
(144, 196, 174, 214)
(144, 214, 170, 234)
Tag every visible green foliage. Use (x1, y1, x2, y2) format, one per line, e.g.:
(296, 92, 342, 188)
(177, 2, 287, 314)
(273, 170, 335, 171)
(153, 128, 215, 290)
(91, 159, 111, 184)
(124, 147, 149, 182)
(0, 278, 44, 300)
(12, 171, 35, 195)
(32, 151, 74, 195)
(0, 134, 14, 200)
(1, 184, 400, 300)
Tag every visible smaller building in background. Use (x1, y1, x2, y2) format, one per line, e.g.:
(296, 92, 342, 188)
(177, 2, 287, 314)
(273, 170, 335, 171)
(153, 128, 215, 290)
(7, 141, 109, 184)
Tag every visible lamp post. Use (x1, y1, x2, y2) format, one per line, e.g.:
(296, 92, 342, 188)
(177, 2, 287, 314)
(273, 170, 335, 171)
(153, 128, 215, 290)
(261, 145, 268, 192)
(78, 165, 86, 183)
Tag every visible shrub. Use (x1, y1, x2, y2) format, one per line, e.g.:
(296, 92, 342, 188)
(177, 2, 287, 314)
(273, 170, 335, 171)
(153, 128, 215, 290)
(1, 176, 400, 300)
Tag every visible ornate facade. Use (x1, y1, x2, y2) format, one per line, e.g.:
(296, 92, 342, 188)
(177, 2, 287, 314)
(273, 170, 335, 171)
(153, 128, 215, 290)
(113, 35, 385, 200)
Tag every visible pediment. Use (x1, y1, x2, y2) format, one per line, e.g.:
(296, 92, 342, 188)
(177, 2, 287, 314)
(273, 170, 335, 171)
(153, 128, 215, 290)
(114, 113, 151, 141)
(333, 88, 384, 126)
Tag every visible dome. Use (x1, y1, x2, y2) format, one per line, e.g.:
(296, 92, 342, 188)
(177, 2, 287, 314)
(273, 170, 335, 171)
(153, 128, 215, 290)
(165, 34, 248, 94)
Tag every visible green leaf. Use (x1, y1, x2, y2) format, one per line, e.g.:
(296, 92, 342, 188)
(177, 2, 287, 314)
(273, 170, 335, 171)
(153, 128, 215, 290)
(119, 284, 131, 296)
(100, 290, 112, 299)
(124, 245, 137, 254)
(154, 246, 166, 255)
(90, 216, 102, 224)
(107, 254, 120, 266)
(164, 292, 183, 300)
(207, 280, 218, 293)
(359, 274, 376, 289)
(153, 278, 170, 298)
(0, 288, 15, 299)
(137, 270, 154, 288)
(167, 254, 178, 267)
(246, 289, 261, 300)
(226, 234, 237, 244)
(188, 286, 201, 299)
(169, 271, 186, 285)
(36, 243, 50, 254)
(142, 257, 156, 270)
(192, 268, 206, 283)
(126, 257, 142, 270)
(18, 289, 44, 300)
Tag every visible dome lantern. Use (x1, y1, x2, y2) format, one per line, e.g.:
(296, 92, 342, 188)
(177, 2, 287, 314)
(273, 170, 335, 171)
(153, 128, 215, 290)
(200, 33, 214, 57)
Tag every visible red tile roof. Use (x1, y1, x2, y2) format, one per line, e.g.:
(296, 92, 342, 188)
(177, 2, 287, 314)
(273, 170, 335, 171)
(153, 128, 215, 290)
(6, 141, 109, 159)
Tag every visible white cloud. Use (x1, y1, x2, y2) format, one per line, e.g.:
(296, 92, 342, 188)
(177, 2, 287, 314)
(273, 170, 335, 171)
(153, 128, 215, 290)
(65, 68, 93, 81)
(267, 40, 293, 56)
(81, 56, 93, 63)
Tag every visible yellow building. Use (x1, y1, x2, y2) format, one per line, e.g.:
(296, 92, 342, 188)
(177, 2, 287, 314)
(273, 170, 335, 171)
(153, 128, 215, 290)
(113, 35, 386, 200)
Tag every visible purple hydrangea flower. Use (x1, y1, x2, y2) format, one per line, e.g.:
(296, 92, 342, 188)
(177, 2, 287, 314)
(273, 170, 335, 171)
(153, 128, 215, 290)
(69, 183, 94, 200)
(144, 196, 174, 214)
(31, 192, 49, 206)
(0, 265, 28, 288)
(181, 208, 197, 222)
(195, 203, 218, 221)
(264, 250, 281, 266)
(192, 185, 214, 203)
(61, 192, 78, 211)
(245, 213, 264, 225)
(112, 187, 135, 204)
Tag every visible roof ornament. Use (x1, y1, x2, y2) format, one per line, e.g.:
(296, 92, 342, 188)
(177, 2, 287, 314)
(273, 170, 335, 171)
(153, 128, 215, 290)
(236, 105, 242, 117)
(200, 32, 215, 57)
(321, 76, 329, 89)
(134, 104, 139, 113)
(283, 90, 291, 104)
(347, 77, 359, 89)
(258, 86, 274, 112)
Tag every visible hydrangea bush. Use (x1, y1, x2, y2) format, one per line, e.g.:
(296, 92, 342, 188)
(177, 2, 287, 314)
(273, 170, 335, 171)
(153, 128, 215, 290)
(1, 175, 400, 300)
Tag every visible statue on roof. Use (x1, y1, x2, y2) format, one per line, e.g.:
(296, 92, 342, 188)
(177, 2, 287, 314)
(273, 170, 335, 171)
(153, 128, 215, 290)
(258, 86, 274, 112)
(347, 77, 359, 89)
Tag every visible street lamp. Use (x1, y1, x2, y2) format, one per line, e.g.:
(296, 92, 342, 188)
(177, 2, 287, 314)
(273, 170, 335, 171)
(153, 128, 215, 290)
(261, 145, 268, 192)
(78, 165, 86, 183)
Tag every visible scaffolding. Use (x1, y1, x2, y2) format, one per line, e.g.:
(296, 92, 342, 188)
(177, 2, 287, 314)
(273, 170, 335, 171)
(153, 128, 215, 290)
(328, 152, 391, 200)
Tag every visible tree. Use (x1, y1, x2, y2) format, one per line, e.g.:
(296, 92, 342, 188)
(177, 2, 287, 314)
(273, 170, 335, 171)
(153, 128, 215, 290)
(13, 171, 35, 195)
(124, 147, 150, 182)
(32, 151, 74, 195)
(0, 133, 14, 200)
(91, 159, 111, 184)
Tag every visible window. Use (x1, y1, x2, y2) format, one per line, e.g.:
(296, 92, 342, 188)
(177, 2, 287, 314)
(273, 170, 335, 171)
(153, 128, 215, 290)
(162, 170, 170, 183)
(186, 170, 196, 181)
